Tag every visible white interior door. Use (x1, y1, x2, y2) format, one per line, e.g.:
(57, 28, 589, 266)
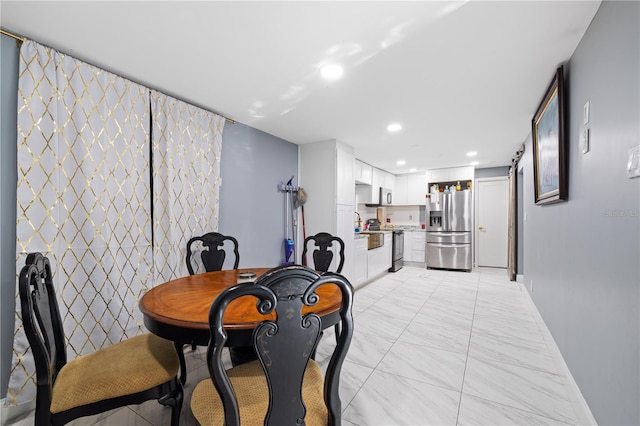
(476, 177, 509, 268)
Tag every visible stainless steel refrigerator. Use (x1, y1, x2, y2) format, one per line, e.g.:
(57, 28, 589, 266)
(425, 190, 472, 271)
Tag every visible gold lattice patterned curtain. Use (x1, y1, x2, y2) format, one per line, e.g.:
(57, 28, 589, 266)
(7, 39, 224, 406)
(151, 91, 224, 283)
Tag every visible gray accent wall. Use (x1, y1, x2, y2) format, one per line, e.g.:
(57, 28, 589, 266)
(219, 122, 298, 268)
(523, 2, 639, 425)
(0, 35, 19, 399)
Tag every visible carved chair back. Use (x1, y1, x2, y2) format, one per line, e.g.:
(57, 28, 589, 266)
(19, 253, 67, 423)
(186, 232, 239, 274)
(207, 264, 354, 425)
(302, 232, 345, 273)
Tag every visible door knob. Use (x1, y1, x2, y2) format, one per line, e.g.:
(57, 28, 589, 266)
(478, 226, 485, 231)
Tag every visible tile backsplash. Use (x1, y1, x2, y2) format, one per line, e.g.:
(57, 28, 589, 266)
(357, 204, 425, 227)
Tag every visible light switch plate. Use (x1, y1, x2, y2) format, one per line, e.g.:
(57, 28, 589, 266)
(627, 145, 640, 178)
(583, 101, 590, 125)
(582, 128, 590, 154)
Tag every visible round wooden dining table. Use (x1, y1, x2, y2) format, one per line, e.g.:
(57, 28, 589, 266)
(139, 267, 344, 381)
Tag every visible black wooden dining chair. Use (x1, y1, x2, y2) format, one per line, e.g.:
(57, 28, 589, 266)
(186, 232, 240, 275)
(183, 232, 241, 381)
(190, 264, 354, 426)
(19, 252, 183, 426)
(302, 232, 346, 343)
(302, 232, 345, 274)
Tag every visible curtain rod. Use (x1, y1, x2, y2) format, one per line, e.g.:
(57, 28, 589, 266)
(0, 28, 236, 125)
(1, 28, 26, 43)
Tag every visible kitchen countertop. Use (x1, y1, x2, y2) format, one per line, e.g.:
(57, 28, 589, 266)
(355, 230, 392, 235)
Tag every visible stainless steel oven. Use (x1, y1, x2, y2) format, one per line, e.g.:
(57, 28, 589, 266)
(389, 230, 404, 272)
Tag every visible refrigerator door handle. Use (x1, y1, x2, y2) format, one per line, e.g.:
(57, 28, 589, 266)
(428, 243, 469, 248)
(443, 193, 449, 230)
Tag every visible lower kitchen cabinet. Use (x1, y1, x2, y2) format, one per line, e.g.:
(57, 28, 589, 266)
(367, 247, 385, 278)
(367, 232, 393, 278)
(412, 231, 426, 265)
(353, 235, 368, 286)
(403, 231, 413, 262)
(402, 230, 426, 265)
(383, 232, 392, 270)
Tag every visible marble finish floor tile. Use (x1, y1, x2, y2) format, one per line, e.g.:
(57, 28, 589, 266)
(343, 370, 460, 426)
(471, 312, 546, 347)
(462, 356, 580, 424)
(399, 314, 472, 354)
(458, 394, 573, 426)
(354, 309, 413, 341)
(376, 340, 466, 391)
(468, 330, 559, 374)
(316, 328, 396, 369)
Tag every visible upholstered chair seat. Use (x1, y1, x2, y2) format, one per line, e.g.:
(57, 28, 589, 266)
(50, 334, 179, 414)
(191, 359, 327, 425)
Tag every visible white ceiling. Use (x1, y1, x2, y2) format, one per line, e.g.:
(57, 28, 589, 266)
(1, 1, 601, 174)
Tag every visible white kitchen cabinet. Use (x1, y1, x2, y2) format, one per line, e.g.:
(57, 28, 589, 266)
(353, 235, 368, 286)
(354, 159, 372, 185)
(411, 231, 426, 265)
(394, 172, 427, 205)
(403, 231, 413, 262)
(300, 140, 356, 281)
(337, 148, 355, 205)
(426, 166, 474, 185)
(394, 175, 408, 205)
(382, 170, 395, 192)
(407, 173, 427, 204)
(367, 247, 385, 278)
(336, 204, 355, 280)
(401, 230, 426, 265)
(367, 167, 396, 203)
(371, 168, 382, 200)
(366, 232, 392, 278)
(383, 232, 392, 270)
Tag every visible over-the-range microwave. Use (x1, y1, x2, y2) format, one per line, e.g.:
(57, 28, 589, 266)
(366, 187, 393, 207)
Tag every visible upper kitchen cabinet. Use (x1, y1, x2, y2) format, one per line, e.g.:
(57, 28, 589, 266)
(337, 148, 355, 205)
(354, 159, 372, 185)
(426, 166, 474, 184)
(377, 168, 395, 192)
(394, 172, 427, 205)
(356, 165, 396, 205)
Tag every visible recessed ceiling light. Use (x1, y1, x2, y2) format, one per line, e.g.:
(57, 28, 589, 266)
(397, 160, 406, 166)
(409, 168, 417, 172)
(466, 151, 478, 157)
(387, 123, 402, 132)
(319, 64, 343, 80)
(470, 161, 479, 166)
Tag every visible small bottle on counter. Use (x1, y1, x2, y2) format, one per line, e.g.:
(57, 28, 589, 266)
(456, 181, 461, 191)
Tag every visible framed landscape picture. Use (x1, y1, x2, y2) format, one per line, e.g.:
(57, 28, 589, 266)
(532, 66, 567, 205)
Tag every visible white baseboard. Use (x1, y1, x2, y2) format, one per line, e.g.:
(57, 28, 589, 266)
(1, 399, 35, 425)
(516, 274, 524, 283)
